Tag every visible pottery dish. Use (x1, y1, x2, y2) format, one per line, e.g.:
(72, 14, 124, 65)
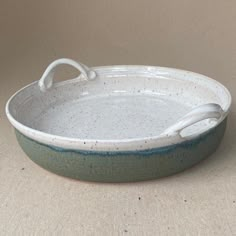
(6, 59, 231, 182)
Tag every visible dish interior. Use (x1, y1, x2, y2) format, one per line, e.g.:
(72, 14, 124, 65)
(8, 67, 230, 141)
(32, 94, 190, 139)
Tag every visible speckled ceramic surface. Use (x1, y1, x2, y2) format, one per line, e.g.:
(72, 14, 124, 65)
(6, 59, 231, 182)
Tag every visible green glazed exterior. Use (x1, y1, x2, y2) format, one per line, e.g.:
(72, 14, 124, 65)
(15, 118, 227, 182)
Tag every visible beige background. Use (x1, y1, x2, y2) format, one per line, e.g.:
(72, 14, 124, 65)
(0, 1, 236, 235)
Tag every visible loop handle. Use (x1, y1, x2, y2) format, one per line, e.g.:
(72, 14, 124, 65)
(161, 103, 224, 138)
(38, 58, 96, 92)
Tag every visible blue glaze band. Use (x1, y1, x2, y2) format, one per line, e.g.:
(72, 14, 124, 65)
(22, 123, 224, 156)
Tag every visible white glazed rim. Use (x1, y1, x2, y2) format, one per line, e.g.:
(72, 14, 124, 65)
(6, 65, 232, 152)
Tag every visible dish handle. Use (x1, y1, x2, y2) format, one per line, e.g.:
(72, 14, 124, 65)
(38, 58, 97, 92)
(161, 103, 224, 139)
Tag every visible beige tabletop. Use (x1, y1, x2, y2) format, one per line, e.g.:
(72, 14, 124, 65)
(0, 1, 236, 235)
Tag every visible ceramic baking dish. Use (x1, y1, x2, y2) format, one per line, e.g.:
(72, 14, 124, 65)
(6, 58, 231, 182)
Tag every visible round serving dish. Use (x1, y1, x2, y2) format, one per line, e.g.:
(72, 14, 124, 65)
(6, 59, 231, 182)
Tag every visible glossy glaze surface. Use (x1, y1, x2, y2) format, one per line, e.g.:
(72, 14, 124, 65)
(6, 61, 231, 152)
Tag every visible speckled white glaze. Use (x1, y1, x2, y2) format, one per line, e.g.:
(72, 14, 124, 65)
(6, 59, 231, 151)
